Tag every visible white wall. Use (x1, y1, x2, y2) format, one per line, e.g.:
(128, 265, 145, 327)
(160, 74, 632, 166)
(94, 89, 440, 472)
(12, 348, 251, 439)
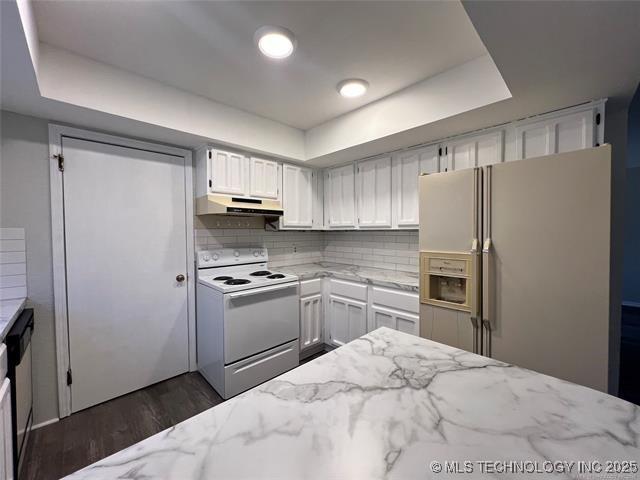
(37, 44, 306, 161)
(305, 55, 511, 160)
(0, 110, 58, 425)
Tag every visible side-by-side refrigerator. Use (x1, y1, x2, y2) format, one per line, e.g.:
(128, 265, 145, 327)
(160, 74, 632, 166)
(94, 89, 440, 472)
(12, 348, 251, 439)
(419, 145, 613, 392)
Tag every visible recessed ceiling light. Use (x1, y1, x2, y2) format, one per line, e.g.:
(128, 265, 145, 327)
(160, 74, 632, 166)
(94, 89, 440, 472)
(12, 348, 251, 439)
(255, 26, 296, 59)
(337, 79, 369, 98)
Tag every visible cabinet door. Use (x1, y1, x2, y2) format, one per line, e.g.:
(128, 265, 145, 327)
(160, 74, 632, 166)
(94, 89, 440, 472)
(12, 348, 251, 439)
(357, 157, 392, 228)
(393, 145, 439, 228)
(282, 165, 313, 228)
(327, 295, 367, 346)
(0, 378, 12, 480)
(369, 305, 419, 336)
(249, 157, 278, 199)
(325, 164, 356, 228)
(555, 110, 595, 154)
(447, 131, 503, 170)
(515, 109, 594, 160)
(300, 294, 323, 351)
(209, 149, 246, 195)
(448, 138, 476, 171)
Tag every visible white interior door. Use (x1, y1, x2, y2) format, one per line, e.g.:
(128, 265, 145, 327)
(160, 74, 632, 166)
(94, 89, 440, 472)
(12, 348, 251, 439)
(61, 137, 190, 413)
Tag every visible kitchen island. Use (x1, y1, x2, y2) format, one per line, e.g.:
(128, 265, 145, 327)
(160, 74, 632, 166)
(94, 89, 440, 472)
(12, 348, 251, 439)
(65, 328, 639, 479)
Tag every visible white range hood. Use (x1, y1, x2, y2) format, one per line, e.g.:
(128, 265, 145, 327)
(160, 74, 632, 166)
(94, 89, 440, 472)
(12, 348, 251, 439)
(196, 194, 283, 217)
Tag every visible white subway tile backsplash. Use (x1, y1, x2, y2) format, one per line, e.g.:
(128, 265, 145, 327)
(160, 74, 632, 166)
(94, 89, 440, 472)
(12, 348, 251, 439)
(194, 228, 419, 272)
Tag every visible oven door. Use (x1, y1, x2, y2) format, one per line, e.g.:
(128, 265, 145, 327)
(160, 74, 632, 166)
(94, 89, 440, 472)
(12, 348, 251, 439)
(224, 282, 299, 364)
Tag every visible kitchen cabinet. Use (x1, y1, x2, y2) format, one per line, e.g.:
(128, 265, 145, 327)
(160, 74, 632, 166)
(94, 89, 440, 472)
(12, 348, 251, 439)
(368, 286, 419, 336)
(444, 130, 504, 171)
(281, 165, 314, 229)
(392, 145, 439, 228)
(369, 305, 419, 335)
(326, 278, 367, 346)
(300, 293, 323, 351)
(249, 157, 278, 199)
(515, 108, 596, 160)
(356, 156, 392, 228)
(208, 148, 247, 195)
(326, 294, 367, 347)
(325, 164, 356, 229)
(0, 378, 12, 480)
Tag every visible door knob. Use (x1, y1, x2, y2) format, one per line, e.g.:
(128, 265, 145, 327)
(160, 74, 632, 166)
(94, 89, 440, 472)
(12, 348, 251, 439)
(176, 274, 186, 282)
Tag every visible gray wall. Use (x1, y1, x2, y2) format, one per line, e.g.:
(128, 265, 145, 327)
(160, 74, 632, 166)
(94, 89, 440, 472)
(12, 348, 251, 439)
(623, 85, 640, 304)
(0, 110, 58, 425)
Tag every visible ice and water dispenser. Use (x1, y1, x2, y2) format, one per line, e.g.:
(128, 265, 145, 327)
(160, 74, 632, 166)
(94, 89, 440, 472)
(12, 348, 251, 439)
(420, 252, 472, 312)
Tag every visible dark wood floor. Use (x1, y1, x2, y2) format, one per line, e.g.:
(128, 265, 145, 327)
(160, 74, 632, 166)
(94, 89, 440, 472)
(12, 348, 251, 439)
(21, 351, 328, 480)
(21, 372, 223, 480)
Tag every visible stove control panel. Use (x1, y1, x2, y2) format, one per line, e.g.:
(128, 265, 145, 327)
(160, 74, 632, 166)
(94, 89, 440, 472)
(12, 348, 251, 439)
(197, 248, 268, 268)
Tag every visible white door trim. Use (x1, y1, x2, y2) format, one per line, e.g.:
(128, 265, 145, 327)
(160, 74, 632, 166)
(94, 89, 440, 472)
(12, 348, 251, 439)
(48, 124, 196, 418)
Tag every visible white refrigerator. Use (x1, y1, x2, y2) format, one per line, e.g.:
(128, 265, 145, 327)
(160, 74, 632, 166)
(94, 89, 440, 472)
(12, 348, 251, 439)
(419, 145, 612, 392)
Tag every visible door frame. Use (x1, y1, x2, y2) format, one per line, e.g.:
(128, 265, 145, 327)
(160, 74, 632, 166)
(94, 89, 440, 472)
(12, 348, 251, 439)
(48, 124, 196, 418)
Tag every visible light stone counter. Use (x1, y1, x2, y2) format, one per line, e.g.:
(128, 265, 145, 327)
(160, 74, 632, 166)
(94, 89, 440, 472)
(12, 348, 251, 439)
(66, 328, 639, 479)
(278, 262, 419, 292)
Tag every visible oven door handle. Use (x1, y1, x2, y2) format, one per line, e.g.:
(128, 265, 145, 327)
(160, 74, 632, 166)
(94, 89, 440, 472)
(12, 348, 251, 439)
(228, 282, 297, 299)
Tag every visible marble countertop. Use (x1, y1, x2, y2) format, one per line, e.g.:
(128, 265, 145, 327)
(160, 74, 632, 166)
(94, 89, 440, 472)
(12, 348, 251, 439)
(66, 327, 639, 479)
(0, 298, 26, 339)
(279, 262, 419, 291)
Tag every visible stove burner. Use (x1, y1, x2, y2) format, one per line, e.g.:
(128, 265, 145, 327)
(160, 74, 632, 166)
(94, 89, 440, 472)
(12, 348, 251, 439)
(250, 271, 272, 276)
(267, 274, 285, 279)
(214, 276, 233, 281)
(224, 279, 251, 285)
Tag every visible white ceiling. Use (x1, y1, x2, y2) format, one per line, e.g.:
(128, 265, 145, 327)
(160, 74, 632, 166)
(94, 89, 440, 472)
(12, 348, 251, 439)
(32, 0, 487, 130)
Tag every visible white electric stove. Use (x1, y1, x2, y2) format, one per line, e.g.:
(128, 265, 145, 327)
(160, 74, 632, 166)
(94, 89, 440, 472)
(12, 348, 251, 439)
(196, 248, 299, 399)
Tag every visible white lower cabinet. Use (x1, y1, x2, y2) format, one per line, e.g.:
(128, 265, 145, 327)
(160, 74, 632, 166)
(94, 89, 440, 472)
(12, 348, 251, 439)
(298, 278, 419, 353)
(368, 286, 420, 336)
(326, 294, 367, 347)
(300, 293, 323, 351)
(0, 378, 12, 480)
(369, 305, 419, 335)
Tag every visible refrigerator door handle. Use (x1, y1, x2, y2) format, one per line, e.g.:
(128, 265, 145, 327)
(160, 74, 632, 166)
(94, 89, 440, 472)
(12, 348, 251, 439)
(482, 238, 493, 356)
(470, 238, 481, 353)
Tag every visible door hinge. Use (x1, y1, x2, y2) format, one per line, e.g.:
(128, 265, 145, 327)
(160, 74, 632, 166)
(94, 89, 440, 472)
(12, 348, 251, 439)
(55, 154, 64, 172)
(66, 368, 73, 385)
(208, 150, 212, 159)
(596, 113, 601, 125)
(208, 179, 212, 188)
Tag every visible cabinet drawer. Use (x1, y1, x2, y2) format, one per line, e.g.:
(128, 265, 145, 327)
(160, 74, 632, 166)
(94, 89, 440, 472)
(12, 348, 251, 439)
(329, 279, 367, 301)
(224, 340, 298, 399)
(371, 286, 419, 314)
(300, 278, 322, 297)
(0, 344, 6, 379)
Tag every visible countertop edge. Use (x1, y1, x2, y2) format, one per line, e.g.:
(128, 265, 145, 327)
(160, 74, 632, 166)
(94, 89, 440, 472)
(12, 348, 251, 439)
(0, 297, 26, 340)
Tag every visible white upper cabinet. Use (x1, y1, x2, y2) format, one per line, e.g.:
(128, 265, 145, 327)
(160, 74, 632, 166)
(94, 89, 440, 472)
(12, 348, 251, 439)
(446, 130, 504, 171)
(325, 164, 356, 229)
(515, 108, 595, 160)
(282, 164, 313, 228)
(392, 145, 439, 228)
(209, 148, 247, 195)
(357, 156, 392, 228)
(249, 157, 278, 199)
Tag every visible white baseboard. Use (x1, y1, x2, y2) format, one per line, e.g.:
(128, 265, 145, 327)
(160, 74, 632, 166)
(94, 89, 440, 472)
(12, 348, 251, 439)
(32, 418, 59, 431)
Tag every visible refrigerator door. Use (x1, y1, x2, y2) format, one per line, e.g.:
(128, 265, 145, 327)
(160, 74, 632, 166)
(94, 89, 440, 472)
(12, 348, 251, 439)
(419, 169, 482, 352)
(482, 145, 611, 392)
